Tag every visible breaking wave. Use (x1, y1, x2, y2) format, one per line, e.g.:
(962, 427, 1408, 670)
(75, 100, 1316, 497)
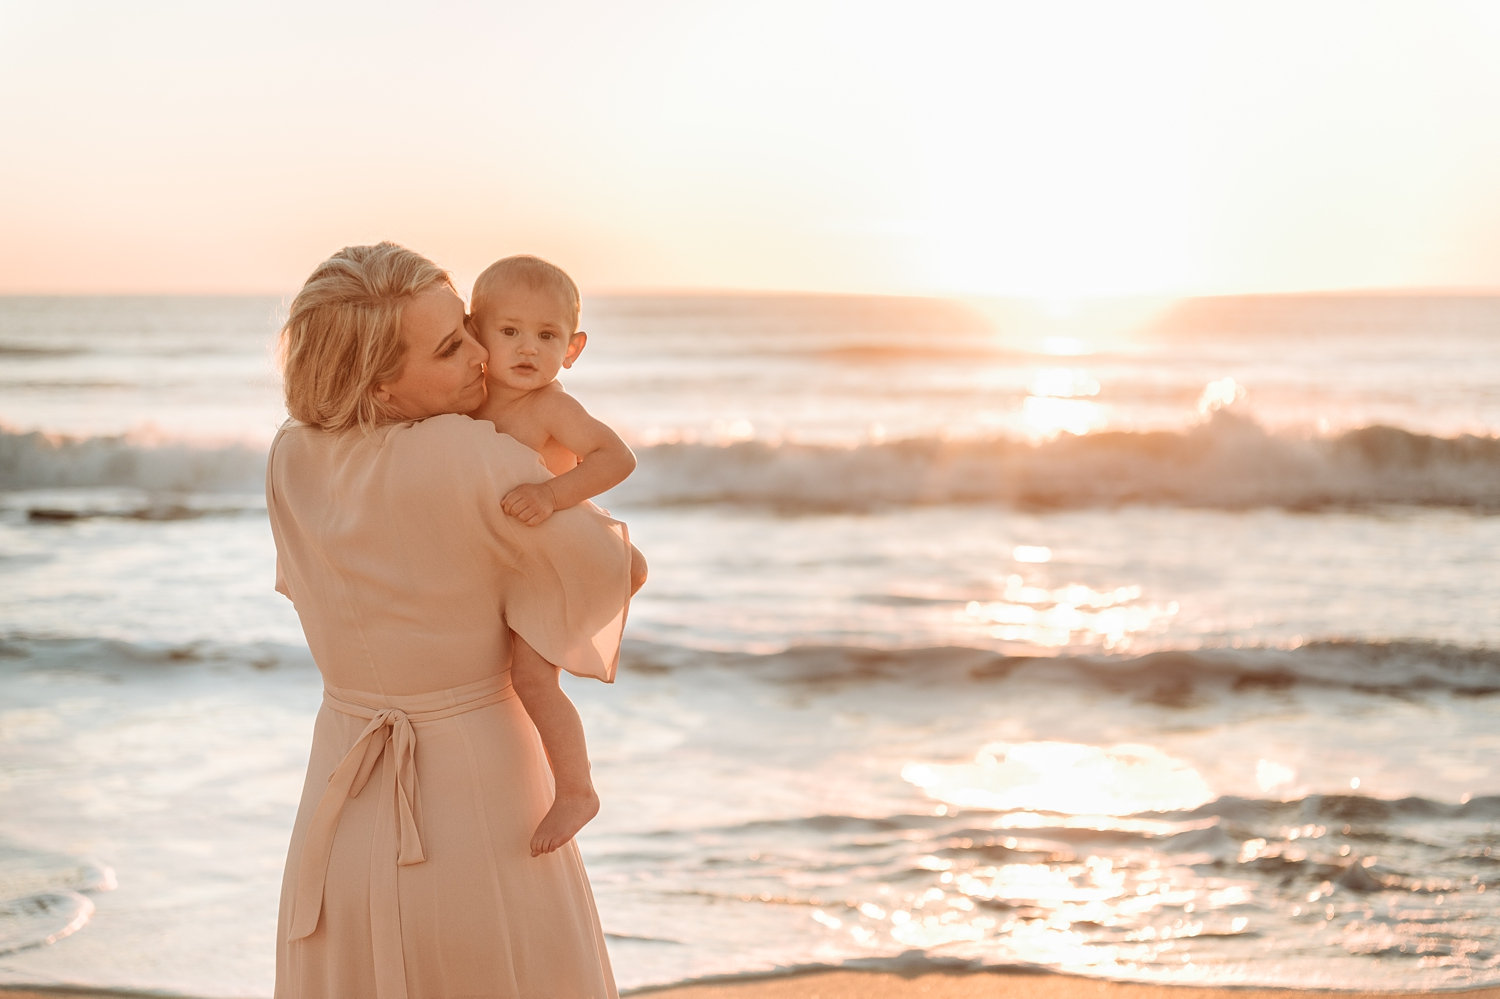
(0, 426, 266, 493)
(620, 413, 1500, 511)
(5, 414, 1498, 512)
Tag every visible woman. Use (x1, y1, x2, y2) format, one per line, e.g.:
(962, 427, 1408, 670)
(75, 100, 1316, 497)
(268, 243, 633, 999)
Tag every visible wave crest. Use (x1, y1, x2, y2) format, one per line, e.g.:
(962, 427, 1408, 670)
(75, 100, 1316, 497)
(620, 413, 1500, 511)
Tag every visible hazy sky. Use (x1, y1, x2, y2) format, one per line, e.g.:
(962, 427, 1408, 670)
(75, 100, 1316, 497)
(3, 0, 1500, 297)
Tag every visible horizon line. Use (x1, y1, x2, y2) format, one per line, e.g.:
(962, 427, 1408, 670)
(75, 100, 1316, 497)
(4, 283, 1500, 301)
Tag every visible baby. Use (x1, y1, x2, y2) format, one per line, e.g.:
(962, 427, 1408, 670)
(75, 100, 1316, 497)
(467, 254, 647, 856)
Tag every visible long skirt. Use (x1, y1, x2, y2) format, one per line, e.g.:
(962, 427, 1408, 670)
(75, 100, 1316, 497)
(275, 674, 617, 999)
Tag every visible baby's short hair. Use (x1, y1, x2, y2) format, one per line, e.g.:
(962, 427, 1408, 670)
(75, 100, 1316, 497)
(471, 255, 581, 331)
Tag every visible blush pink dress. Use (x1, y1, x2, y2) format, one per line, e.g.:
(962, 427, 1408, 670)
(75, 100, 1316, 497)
(266, 414, 632, 999)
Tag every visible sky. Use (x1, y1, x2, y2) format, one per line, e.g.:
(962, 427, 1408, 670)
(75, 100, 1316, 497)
(2, 0, 1500, 298)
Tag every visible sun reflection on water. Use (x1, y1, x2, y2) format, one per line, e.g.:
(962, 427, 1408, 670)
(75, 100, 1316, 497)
(1030, 367, 1102, 399)
(1021, 365, 1106, 439)
(962, 575, 1179, 651)
(902, 741, 1214, 816)
(788, 740, 1244, 984)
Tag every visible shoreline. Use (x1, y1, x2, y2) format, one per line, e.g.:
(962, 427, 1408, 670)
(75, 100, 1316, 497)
(3, 969, 1499, 999)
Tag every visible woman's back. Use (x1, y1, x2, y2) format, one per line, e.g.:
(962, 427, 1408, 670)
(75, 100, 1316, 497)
(267, 414, 630, 693)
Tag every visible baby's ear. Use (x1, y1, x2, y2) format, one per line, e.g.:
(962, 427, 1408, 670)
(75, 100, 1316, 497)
(562, 330, 588, 368)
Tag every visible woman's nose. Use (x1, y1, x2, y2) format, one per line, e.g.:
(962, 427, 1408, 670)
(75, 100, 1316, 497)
(469, 335, 489, 366)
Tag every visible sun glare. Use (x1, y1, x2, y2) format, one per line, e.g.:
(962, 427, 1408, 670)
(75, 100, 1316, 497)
(1021, 396, 1105, 439)
(969, 295, 1175, 363)
(1020, 366, 1105, 439)
(1040, 336, 1088, 356)
(1197, 377, 1247, 415)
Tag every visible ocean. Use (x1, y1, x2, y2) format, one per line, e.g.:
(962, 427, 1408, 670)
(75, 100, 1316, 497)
(0, 290, 1497, 994)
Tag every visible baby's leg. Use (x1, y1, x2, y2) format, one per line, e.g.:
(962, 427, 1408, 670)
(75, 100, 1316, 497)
(509, 632, 600, 856)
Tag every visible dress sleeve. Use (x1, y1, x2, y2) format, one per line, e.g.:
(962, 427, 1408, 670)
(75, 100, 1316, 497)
(439, 416, 634, 682)
(504, 501, 632, 682)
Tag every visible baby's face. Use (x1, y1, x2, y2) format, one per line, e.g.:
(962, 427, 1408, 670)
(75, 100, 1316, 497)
(469, 280, 583, 394)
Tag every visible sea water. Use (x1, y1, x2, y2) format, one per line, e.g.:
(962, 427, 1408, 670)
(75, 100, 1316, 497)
(1, 292, 1498, 994)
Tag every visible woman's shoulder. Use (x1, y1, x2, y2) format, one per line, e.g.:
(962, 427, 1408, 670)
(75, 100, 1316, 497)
(267, 419, 327, 469)
(386, 414, 548, 484)
(270, 415, 543, 484)
(269, 416, 482, 470)
(390, 413, 532, 456)
(394, 412, 488, 440)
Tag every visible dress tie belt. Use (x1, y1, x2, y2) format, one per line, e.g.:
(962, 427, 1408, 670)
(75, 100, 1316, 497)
(285, 677, 516, 999)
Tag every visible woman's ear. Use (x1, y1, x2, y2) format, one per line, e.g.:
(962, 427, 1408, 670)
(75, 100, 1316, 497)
(562, 330, 588, 369)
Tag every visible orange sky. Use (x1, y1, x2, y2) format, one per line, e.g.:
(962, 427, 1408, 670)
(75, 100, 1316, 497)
(2, 1, 1499, 297)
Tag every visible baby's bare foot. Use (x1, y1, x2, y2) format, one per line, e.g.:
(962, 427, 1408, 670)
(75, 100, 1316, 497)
(531, 788, 600, 857)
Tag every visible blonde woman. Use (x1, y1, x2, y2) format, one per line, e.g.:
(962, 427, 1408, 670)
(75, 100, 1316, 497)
(268, 243, 632, 998)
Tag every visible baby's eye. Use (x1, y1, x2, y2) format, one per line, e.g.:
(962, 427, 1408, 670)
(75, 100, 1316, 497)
(499, 327, 518, 337)
(539, 331, 556, 340)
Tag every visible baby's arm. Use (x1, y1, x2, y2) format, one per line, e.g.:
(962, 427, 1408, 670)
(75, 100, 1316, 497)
(501, 390, 637, 526)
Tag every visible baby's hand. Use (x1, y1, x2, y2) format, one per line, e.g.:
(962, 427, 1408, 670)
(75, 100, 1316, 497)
(502, 482, 557, 526)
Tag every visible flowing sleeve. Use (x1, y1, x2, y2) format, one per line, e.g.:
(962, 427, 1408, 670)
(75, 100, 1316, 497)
(503, 501, 632, 682)
(447, 416, 633, 682)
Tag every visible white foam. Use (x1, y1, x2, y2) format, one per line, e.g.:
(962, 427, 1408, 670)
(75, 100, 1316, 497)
(0, 426, 266, 493)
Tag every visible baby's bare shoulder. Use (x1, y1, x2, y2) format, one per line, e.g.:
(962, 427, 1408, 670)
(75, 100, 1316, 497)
(528, 382, 589, 418)
(533, 380, 578, 402)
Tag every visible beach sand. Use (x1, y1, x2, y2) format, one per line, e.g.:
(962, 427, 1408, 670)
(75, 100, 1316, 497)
(2, 971, 1498, 999)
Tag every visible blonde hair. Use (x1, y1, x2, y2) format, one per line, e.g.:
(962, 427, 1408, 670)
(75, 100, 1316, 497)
(471, 254, 581, 331)
(278, 242, 454, 433)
